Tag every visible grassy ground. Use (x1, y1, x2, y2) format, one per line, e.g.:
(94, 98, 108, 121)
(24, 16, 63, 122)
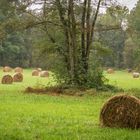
(0, 69, 140, 140)
(105, 70, 140, 90)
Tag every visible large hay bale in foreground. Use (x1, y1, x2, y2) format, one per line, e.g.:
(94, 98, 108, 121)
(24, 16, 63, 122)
(40, 71, 49, 77)
(100, 95, 140, 129)
(133, 72, 140, 78)
(32, 70, 39, 76)
(13, 72, 23, 82)
(3, 66, 12, 72)
(1, 74, 13, 84)
(14, 67, 23, 73)
(107, 68, 114, 74)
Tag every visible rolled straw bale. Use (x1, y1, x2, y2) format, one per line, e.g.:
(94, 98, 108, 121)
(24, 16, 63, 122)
(3, 66, 12, 72)
(14, 67, 23, 73)
(133, 72, 140, 78)
(100, 94, 140, 129)
(13, 72, 23, 82)
(1, 74, 13, 84)
(40, 71, 49, 77)
(36, 68, 42, 72)
(107, 68, 114, 74)
(32, 70, 39, 76)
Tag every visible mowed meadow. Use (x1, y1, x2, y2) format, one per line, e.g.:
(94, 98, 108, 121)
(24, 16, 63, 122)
(0, 69, 140, 140)
(106, 70, 140, 90)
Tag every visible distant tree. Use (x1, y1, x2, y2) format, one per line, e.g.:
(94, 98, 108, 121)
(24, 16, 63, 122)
(125, 0, 140, 70)
(129, 0, 140, 43)
(97, 5, 128, 68)
(123, 38, 136, 68)
(0, 0, 33, 67)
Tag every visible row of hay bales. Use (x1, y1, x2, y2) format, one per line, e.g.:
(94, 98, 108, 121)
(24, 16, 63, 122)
(32, 68, 49, 78)
(106, 68, 140, 78)
(1, 72, 23, 84)
(1, 66, 49, 84)
(3, 66, 49, 78)
(3, 66, 23, 73)
(1, 66, 23, 84)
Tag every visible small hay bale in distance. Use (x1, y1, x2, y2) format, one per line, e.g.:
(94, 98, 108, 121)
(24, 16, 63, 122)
(128, 68, 132, 73)
(3, 66, 12, 72)
(107, 68, 114, 74)
(13, 72, 23, 82)
(40, 71, 49, 77)
(100, 94, 140, 129)
(36, 68, 42, 72)
(1, 74, 13, 84)
(133, 72, 140, 78)
(32, 70, 39, 76)
(14, 67, 23, 73)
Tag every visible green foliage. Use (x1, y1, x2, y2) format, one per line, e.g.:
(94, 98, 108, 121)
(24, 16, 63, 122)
(0, 32, 32, 67)
(92, 41, 112, 57)
(129, 0, 140, 33)
(125, 0, 140, 69)
(123, 38, 136, 68)
(0, 0, 33, 67)
(97, 5, 128, 68)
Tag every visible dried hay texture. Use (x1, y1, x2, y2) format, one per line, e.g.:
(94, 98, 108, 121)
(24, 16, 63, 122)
(40, 71, 49, 77)
(107, 68, 114, 74)
(32, 70, 39, 76)
(1, 74, 13, 84)
(133, 72, 140, 78)
(14, 67, 23, 73)
(3, 66, 12, 72)
(100, 94, 140, 129)
(13, 72, 23, 82)
(36, 68, 42, 72)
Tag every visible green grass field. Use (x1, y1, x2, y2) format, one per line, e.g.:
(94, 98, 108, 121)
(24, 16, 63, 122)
(0, 69, 140, 140)
(106, 70, 140, 90)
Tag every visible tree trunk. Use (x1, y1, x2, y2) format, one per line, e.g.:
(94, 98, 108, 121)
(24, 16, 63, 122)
(56, 0, 77, 83)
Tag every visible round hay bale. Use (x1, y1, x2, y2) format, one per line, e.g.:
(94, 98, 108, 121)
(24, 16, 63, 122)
(133, 72, 140, 78)
(36, 68, 42, 72)
(32, 70, 39, 76)
(100, 94, 140, 129)
(13, 72, 23, 82)
(128, 69, 132, 73)
(3, 66, 12, 72)
(1, 74, 13, 84)
(14, 67, 23, 73)
(107, 68, 114, 74)
(40, 71, 49, 77)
